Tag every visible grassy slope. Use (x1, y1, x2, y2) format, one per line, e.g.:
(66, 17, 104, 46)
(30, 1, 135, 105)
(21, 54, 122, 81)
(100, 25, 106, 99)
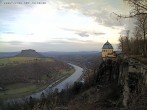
(0, 69, 74, 99)
(0, 57, 74, 99)
(0, 57, 53, 65)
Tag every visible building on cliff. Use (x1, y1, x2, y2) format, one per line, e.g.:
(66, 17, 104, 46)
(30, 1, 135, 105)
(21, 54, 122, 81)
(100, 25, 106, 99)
(102, 41, 116, 60)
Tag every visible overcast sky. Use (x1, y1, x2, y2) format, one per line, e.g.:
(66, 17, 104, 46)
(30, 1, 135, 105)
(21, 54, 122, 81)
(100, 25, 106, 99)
(0, 0, 134, 52)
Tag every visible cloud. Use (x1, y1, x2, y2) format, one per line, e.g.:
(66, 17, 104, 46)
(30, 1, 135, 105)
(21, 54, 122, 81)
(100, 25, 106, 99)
(0, 36, 118, 52)
(0, 0, 131, 29)
(57, 0, 135, 35)
(8, 41, 24, 45)
(55, 0, 133, 30)
(0, 41, 24, 45)
(75, 32, 106, 37)
(81, 10, 123, 27)
(75, 32, 89, 37)
(56, 0, 130, 27)
(0, 0, 132, 52)
(91, 32, 106, 35)
(0, 0, 48, 22)
(61, 27, 106, 37)
(2, 32, 15, 34)
(0, 39, 103, 52)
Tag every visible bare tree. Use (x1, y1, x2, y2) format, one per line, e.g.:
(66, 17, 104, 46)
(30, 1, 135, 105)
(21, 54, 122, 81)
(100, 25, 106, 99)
(119, 30, 130, 55)
(136, 14, 147, 56)
(132, 27, 140, 54)
(115, 0, 147, 56)
(123, 0, 147, 17)
(118, 35, 125, 53)
(126, 30, 131, 55)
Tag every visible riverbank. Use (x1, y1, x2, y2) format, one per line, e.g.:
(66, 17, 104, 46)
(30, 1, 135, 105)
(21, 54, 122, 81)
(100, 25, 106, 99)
(0, 57, 73, 100)
(0, 67, 74, 100)
(3, 63, 83, 103)
(52, 63, 83, 92)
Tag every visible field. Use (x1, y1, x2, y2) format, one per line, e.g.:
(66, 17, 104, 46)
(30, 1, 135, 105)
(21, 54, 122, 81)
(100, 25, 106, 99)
(0, 57, 53, 66)
(0, 57, 74, 99)
(0, 69, 74, 99)
(0, 83, 44, 99)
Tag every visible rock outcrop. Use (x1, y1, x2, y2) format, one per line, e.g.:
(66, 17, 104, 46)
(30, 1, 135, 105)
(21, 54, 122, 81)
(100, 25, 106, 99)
(16, 49, 44, 57)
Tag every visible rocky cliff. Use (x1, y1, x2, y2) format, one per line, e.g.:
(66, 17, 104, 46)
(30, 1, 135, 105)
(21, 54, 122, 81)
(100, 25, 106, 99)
(16, 49, 44, 57)
(95, 58, 147, 109)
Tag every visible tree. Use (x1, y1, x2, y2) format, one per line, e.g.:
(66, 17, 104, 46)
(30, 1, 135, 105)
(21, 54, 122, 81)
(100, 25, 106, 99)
(116, 0, 147, 56)
(136, 14, 147, 56)
(118, 35, 124, 53)
(119, 30, 130, 55)
(132, 27, 141, 54)
(123, 0, 147, 17)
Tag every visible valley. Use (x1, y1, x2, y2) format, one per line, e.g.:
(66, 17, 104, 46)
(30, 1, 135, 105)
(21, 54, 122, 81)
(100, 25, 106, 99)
(0, 52, 74, 99)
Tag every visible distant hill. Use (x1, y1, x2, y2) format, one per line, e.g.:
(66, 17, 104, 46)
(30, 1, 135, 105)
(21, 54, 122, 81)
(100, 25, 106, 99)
(0, 52, 19, 57)
(0, 51, 99, 57)
(41, 51, 99, 57)
(16, 49, 44, 57)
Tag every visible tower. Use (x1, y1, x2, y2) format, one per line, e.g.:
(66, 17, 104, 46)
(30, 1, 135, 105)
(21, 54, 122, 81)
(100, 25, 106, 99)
(102, 41, 115, 60)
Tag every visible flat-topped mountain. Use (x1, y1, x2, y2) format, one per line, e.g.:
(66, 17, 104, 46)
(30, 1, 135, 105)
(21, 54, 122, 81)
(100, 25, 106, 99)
(16, 49, 44, 57)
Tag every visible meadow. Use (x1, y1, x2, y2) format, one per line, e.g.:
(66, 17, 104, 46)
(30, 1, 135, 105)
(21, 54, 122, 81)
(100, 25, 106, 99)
(0, 57, 53, 66)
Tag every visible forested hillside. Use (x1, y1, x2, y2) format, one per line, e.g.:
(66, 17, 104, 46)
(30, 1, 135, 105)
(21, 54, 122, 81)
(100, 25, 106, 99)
(0, 56, 74, 100)
(0, 59, 71, 85)
(53, 53, 102, 69)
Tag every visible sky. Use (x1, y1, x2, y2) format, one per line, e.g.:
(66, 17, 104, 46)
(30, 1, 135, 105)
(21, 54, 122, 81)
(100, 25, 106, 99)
(0, 0, 134, 52)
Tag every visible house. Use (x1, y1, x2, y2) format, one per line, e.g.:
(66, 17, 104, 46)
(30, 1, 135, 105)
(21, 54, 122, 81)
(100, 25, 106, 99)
(102, 41, 116, 60)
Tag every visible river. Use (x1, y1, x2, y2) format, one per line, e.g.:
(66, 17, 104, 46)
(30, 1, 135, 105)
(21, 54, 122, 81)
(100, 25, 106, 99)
(6, 63, 83, 103)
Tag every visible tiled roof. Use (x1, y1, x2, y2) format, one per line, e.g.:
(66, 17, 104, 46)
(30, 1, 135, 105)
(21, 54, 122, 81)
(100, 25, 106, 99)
(102, 41, 113, 49)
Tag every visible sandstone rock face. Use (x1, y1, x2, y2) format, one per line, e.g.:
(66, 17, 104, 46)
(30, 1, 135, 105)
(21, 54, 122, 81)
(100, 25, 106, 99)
(16, 49, 44, 57)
